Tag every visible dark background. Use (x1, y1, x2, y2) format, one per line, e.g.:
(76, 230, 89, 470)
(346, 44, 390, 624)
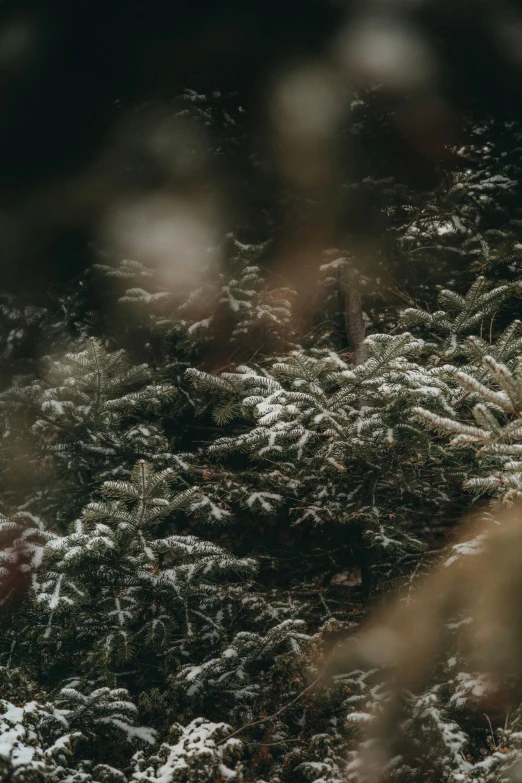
(3, 0, 522, 289)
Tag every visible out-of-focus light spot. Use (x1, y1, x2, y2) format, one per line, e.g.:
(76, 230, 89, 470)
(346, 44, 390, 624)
(494, 17, 522, 68)
(357, 626, 403, 666)
(103, 195, 219, 290)
(0, 18, 36, 71)
(271, 63, 342, 190)
(148, 119, 207, 178)
(273, 64, 342, 142)
(335, 15, 436, 90)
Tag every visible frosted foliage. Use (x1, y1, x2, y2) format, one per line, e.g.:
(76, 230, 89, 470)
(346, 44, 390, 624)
(131, 718, 243, 782)
(98, 234, 295, 357)
(415, 349, 522, 502)
(31, 461, 259, 668)
(398, 120, 522, 274)
(188, 331, 456, 547)
(0, 338, 176, 522)
(0, 684, 151, 783)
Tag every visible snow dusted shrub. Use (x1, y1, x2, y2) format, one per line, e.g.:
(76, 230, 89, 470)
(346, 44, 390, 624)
(130, 718, 243, 783)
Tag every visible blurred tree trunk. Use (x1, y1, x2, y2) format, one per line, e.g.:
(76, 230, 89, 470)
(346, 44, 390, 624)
(343, 268, 372, 601)
(343, 269, 367, 366)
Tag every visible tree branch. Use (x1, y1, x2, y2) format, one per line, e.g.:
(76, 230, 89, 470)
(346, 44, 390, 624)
(217, 674, 323, 745)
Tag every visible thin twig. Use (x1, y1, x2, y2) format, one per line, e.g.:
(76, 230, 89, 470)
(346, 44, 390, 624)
(251, 738, 303, 747)
(217, 675, 323, 745)
(489, 315, 495, 344)
(484, 713, 497, 749)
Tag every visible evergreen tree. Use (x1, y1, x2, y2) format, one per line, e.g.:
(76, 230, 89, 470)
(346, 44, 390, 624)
(4, 87, 522, 783)
(0, 339, 176, 524)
